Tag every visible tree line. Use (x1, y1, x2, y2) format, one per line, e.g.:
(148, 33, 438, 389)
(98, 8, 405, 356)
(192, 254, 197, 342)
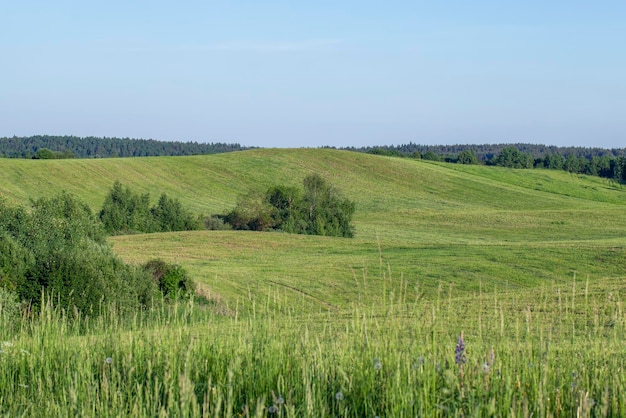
(0, 135, 248, 159)
(342, 144, 626, 182)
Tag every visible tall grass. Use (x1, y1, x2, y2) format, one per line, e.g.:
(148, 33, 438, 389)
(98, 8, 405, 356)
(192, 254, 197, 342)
(1, 273, 624, 417)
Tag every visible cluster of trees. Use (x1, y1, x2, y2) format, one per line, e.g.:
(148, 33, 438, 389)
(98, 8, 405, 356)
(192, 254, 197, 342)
(348, 142, 624, 161)
(99, 182, 201, 234)
(0, 175, 353, 317)
(224, 174, 356, 238)
(0, 192, 194, 317)
(31, 148, 77, 159)
(0, 135, 248, 159)
(350, 144, 626, 182)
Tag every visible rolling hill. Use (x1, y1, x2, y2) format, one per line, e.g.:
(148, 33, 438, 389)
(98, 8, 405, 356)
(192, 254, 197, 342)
(2, 148, 625, 313)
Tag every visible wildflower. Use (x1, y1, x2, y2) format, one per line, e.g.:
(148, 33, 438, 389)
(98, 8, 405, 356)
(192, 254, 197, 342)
(20, 349, 30, 356)
(105, 357, 113, 365)
(268, 405, 278, 414)
(335, 391, 344, 401)
(1, 341, 13, 348)
(455, 333, 465, 365)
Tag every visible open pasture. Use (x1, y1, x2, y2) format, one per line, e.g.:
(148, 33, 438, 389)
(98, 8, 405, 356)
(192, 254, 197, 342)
(2, 149, 626, 416)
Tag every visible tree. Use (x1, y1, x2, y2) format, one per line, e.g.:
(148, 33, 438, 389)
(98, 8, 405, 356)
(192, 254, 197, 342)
(99, 181, 153, 234)
(564, 154, 580, 173)
(151, 194, 200, 232)
(457, 150, 479, 165)
(223, 174, 356, 238)
(32, 148, 56, 159)
(494, 147, 533, 168)
(99, 182, 199, 234)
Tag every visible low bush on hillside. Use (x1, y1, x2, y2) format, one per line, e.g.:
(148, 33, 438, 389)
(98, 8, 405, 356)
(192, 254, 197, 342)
(143, 259, 195, 300)
(0, 193, 163, 316)
(99, 181, 201, 234)
(224, 174, 355, 238)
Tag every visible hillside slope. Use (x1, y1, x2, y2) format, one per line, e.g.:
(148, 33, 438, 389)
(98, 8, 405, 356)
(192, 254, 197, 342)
(2, 149, 625, 312)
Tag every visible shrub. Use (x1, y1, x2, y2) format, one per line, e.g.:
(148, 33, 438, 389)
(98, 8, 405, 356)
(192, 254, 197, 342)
(0, 192, 160, 316)
(99, 181, 154, 234)
(203, 215, 232, 231)
(224, 174, 355, 238)
(99, 182, 200, 234)
(143, 259, 195, 300)
(151, 193, 201, 232)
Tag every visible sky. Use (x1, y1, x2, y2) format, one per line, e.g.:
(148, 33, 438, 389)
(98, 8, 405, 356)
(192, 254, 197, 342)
(1, 1, 624, 149)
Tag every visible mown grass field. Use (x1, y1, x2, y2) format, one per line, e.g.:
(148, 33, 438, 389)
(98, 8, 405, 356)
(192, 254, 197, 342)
(1, 149, 626, 416)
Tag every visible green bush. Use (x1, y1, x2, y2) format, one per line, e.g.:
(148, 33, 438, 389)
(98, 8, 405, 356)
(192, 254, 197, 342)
(99, 182, 200, 234)
(0, 192, 160, 316)
(203, 215, 232, 231)
(99, 181, 154, 234)
(225, 174, 355, 238)
(143, 259, 195, 300)
(151, 193, 200, 232)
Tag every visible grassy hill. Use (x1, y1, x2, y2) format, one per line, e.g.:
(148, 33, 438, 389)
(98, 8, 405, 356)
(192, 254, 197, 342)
(2, 148, 625, 313)
(3, 148, 626, 415)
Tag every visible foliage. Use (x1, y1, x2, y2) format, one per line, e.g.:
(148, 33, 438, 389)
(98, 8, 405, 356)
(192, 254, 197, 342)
(151, 193, 200, 232)
(0, 287, 21, 332)
(32, 148, 76, 159)
(99, 181, 200, 234)
(350, 143, 626, 182)
(0, 135, 247, 158)
(143, 259, 195, 300)
(456, 149, 479, 165)
(493, 146, 534, 168)
(224, 174, 355, 238)
(0, 193, 159, 315)
(203, 215, 232, 230)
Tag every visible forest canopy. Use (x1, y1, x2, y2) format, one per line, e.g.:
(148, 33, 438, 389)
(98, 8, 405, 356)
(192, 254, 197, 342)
(0, 135, 248, 158)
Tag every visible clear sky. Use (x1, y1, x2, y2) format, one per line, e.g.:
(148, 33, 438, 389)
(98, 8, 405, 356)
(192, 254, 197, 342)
(1, 1, 624, 148)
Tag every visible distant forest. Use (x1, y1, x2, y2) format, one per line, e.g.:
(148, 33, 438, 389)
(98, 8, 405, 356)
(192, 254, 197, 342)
(340, 143, 626, 183)
(342, 143, 625, 161)
(0, 135, 248, 158)
(3, 135, 626, 182)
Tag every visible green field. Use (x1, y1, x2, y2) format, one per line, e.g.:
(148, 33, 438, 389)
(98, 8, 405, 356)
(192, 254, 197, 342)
(1, 149, 626, 416)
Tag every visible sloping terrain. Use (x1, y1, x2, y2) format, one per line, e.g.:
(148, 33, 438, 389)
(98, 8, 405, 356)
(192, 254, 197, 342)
(2, 149, 625, 313)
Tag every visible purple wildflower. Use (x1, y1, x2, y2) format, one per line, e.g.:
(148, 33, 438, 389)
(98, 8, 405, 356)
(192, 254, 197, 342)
(455, 333, 466, 365)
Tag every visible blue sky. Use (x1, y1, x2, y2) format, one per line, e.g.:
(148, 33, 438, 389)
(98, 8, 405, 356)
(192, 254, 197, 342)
(1, 1, 624, 148)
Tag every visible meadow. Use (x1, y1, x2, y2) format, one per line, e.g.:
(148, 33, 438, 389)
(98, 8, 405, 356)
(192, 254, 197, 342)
(1, 149, 626, 416)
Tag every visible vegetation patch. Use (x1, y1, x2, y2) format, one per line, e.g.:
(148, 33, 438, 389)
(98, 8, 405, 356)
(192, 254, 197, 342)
(0, 192, 196, 316)
(224, 174, 356, 238)
(99, 181, 201, 234)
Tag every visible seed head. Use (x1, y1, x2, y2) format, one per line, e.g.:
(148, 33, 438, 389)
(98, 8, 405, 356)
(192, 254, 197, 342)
(335, 391, 344, 401)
